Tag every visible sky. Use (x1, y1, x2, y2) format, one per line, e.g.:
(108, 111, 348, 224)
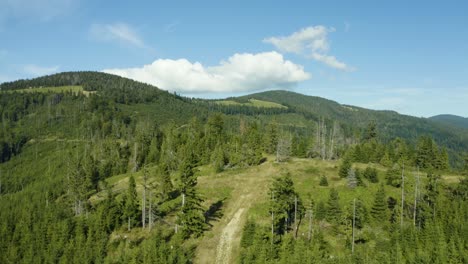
(0, 0, 467, 118)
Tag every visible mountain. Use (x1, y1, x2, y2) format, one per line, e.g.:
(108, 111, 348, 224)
(430, 114, 468, 129)
(234, 90, 468, 152)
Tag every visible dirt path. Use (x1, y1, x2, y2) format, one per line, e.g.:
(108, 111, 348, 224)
(215, 207, 245, 264)
(195, 161, 276, 264)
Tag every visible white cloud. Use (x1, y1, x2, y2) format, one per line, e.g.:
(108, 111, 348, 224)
(264, 26, 353, 71)
(103, 51, 310, 93)
(311, 53, 353, 71)
(264, 26, 331, 54)
(90, 23, 146, 48)
(23, 64, 59, 76)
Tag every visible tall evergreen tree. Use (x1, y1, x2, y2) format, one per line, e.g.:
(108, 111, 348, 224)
(269, 173, 302, 235)
(371, 184, 388, 222)
(326, 188, 342, 223)
(122, 176, 139, 230)
(177, 152, 205, 238)
(339, 157, 352, 178)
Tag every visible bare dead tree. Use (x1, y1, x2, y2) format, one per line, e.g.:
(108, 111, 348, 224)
(413, 167, 420, 227)
(401, 164, 405, 228)
(352, 198, 356, 254)
(294, 195, 298, 239)
(142, 167, 147, 229)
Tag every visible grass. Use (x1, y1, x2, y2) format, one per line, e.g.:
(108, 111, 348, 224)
(215, 98, 288, 109)
(1, 85, 95, 96)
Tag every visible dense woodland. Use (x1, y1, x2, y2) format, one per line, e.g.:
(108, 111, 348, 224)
(0, 72, 467, 263)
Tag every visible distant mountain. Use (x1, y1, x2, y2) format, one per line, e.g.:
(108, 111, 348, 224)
(430, 114, 468, 129)
(234, 90, 468, 152)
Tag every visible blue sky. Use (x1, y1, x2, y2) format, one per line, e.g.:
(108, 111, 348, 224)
(1, 0, 467, 117)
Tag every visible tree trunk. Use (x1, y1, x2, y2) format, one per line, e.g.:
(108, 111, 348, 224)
(149, 190, 152, 230)
(352, 198, 356, 254)
(401, 165, 405, 228)
(294, 196, 298, 239)
(413, 167, 419, 227)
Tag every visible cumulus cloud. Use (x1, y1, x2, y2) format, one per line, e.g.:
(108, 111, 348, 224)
(23, 64, 60, 76)
(264, 26, 354, 71)
(103, 51, 310, 93)
(90, 23, 147, 48)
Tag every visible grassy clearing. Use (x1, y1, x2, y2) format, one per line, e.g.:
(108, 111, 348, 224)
(1, 85, 95, 96)
(88, 155, 465, 263)
(215, 98, 287, 109)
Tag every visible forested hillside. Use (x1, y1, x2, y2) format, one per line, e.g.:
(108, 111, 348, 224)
(430, 114, 468, 129)
(0, 72, 467, 263)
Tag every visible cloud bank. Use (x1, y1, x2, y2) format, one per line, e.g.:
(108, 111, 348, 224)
(264, 26, 354, 71)
(103, 51, 310, 93)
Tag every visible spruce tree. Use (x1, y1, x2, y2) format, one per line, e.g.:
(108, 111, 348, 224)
(339, 157, 352, 178)
(122, 176, 139, 230)
(269, 173, 302, 235)
(326, 188, 341, 223)
(319, 175, 329, 186)
(177, 152, 205, 238)
(371, 184, 388, 222)
(364, 167, 379, 183)
(211, 143, 225, 173)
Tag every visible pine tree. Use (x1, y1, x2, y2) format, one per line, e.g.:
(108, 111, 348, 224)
(265, 122, 278, 154)
(211, 143, 225, 173)
(371, 184, 388, 222)
(326, 189, 341, 223)
(269, 173, 302, 235)
(158, 162, 173, 200)
(122, 176, 139, 230)
(363, 167, 379, 183)
(147, 137, 160, 164)
(177, 152, 205, 238)
(319, 175, 329, 186)
(386, 164, 401, 187)
(339, 157, 352, 178)
(315, 201, 327, 221)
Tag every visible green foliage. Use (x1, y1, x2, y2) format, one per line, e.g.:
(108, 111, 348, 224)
(326, 188, 342, 223)
(363, 167, 379, 183)
(371, 184, 388, 223)
(177, 153, 206, 238)
(386, 165, 402, 187)
(122, 176, 139, 230)
(339, 157, 352, 178)
(319, 175, 329, 186)
(269, 173, 302, 235)
(211, 143, 226, 173)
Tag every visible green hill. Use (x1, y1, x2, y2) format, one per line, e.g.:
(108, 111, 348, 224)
(430, 114, 468, 129)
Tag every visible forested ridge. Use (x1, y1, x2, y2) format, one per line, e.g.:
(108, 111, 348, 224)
(0, 71, 467, 263)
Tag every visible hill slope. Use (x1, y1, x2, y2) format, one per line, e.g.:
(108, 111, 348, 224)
(430, 114, 468, 129)
(235, 90, 468, 152)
